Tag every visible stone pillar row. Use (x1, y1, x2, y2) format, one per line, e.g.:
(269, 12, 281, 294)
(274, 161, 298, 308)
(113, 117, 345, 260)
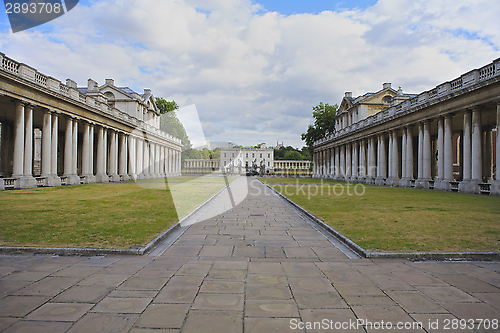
(5, 100, 182, 189)
(314, 105, 498, 194)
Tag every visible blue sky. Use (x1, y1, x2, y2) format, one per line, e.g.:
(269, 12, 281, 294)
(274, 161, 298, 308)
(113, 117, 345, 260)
(256, 0, 378, 14)
(0, 0, 499, 148)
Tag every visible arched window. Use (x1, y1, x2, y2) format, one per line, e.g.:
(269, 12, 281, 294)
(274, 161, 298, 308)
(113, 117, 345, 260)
(383, 95, 392, 103)
(104, 91, 115, 100)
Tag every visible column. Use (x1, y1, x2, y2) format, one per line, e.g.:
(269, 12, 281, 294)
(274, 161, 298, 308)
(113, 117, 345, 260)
(346, 144, 351, 178)
(388, 132, 393, 179)
(492, 103, 500, 195)
(95, 126, 109, 183)
(24, 104, 34, 178)
(128, 136, 137, 180)
(423, 120, 432, 185)
(119, 133, 129, 180)
(155, 143, 160, 177)
(391, 130, 399, 186)
(406, 125, 414, 181)
(352, 141, 358, 179)
(1, 122, 11, 177)
(401, 128, 407, 180)
(88, 124, 95, 182)
(368, 136, 376, 181)
(437, 117, 444, 182)
(41, 110, 52, 177)
(51, 112, 59, 180)
(64, 117, 73, 177)
(72, 119, 78, 179)
(471, 107, 482, 182)
(444, 114, 454, 183)
(334, 147, 340, 178)
(82, 121, 90, 178)
(137, 138, 144, 179)
(359, 140, 366, 178)
(143, 141, 149, 178)
(340, 145, 345, 178)
(376, 133, 386, 185)
(12, 101, 25, 178)
(417, 122, 424, 186)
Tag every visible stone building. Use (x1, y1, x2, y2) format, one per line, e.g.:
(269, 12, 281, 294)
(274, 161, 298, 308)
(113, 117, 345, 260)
(0, 52, 182, 190)
(220, 143, 274, 175)
(313, 58, 500, 195)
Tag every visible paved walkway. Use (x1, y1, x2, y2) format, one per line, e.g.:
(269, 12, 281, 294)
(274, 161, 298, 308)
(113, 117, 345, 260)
(0, 177, 499, 332)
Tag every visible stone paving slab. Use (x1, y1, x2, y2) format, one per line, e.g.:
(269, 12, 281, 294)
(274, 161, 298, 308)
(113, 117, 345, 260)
(0, 177, 499, 332)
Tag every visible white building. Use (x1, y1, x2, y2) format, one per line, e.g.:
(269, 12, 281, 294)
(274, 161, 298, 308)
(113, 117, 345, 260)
(220, 143, 274, 175)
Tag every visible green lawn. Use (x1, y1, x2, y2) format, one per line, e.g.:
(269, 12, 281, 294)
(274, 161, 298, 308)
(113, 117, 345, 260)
(0, 176, 232, 249)
(260, 177, 500, 253)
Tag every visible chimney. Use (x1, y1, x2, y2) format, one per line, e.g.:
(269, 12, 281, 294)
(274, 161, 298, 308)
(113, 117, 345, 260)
(105, 78, 114, 86)
(66, 78, 77, 88)
(144, 88, 152, 96)
(383, 82, 391, 89)
(345, 92, 352, 98)
(87, 78, 98, 92)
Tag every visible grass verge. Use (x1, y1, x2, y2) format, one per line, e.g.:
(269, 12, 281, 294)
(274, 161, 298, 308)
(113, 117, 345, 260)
(0, 176, 232, 249)
(260, 177, 500, 253)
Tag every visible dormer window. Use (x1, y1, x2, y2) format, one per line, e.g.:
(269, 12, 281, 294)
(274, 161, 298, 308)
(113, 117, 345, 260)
(383, 96, 392, 103)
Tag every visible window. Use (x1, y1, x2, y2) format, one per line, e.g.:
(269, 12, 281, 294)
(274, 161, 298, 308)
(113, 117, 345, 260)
(246, 153, 248, 158)
(268, 153, 270, 158)
(260, 153, 262, 158)
(268, 162, 270, 166)
(252, 153, 255, 158)
(383, 95, 392, 103)
(224, 153, 226, 157)
(224, 161, 226, 166)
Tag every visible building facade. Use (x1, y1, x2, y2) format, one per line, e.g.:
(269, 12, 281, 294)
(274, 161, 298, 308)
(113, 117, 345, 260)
(313, 58, 500, 195)
(274, 160, 311, 177)
(220, 144, 274, 175)
(0, 52, 182, 190)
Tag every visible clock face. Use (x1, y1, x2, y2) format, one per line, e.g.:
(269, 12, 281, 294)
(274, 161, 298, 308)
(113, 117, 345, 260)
(383, 96, 392, 103)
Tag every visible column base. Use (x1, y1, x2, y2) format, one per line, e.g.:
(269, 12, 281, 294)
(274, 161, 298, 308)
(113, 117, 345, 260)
(95, 174, 110, 183)
(399, 178, 412, 188)
(82, 175, 96, 184)
(63, 175, 80, 186)
(490, 182, 500, 196)
(458, 180, 481, 194)
(385, 178, 397, 187)
(45, 175, 62, 187)
(375, 177, 386, 186)
(128, 174, 137, 181)
(415, 178, 432, 189)
(0, 179, 4, 191)
(15, 176, 37, 189)
(109, 174, 121, 182)
(120, 174, 131, 181)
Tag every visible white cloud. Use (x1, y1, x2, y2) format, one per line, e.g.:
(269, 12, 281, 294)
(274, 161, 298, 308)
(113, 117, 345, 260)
(1, 0, 498, 148)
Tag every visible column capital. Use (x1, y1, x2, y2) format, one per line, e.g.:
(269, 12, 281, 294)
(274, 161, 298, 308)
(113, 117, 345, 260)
(469, 105, 483, 112)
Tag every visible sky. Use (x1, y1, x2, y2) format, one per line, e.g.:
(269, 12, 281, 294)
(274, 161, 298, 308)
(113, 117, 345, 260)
(0, 0, 499, 148)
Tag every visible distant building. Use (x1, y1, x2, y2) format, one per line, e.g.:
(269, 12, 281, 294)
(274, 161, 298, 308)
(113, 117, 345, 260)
(220, 143, 274, 175)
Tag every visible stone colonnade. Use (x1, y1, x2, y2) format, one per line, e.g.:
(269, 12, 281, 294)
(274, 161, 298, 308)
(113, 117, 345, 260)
(274, 160, 312, 177)
(183, 159, 220, 175)
(0, 99, 182, 190)
(313, 104, 500, 195)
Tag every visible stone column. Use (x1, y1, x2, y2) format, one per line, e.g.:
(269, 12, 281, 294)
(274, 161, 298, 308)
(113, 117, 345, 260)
(368, 136, 376, 182)
(422, 120, 432, 188)
(72, 119, 78, 180)
(462, 110, 472, 182)
(340, 145, 345, 179)
(1, 122, 11, 178)
(401, 128, 407, 180)
(137, 138, 144, 179)
(109, 131, 120, 181)
(389, 130, 399, 186)
(417, 122, 424, 181)
(88, 124, 95, 183)
(359, 140, 366, 179)
(352, 142, 358, 179)
(143, 141, 149, 178)
(376, 133, 386, 185)
(334, 147, 339, 178)
(82, 121, 90, 182)
(492, 103, 500, 195)
(63, 117, 74, 181)
(95, 126, 109, 183)
(12, 100, 25, 178)
(41, 110, 52, 178)
(444, 114, 454, 188)
(388, 132, 393, 179)
(406, 125, 414, 183)
(155, 143, 160, 178)
(119, 133, 130, 180)
(437, 117, 444, 184)
(20, 104, 36, 188)
(51, 113, 60, 183)
(471, 107, 482, 188)
(345, 144, 351, 179)
(128, 136, 137, 180)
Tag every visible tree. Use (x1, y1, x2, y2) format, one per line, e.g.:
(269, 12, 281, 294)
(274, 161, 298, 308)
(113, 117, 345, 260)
(284, 150, 303, 161)
(156, 97, 191, 152)
(301, 102, 338, 150)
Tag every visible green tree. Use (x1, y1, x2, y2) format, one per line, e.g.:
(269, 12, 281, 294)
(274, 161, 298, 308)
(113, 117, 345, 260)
(301, 102, 338, 150)
(156, 97, 192, 152)
(284, 150, 303, 160)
